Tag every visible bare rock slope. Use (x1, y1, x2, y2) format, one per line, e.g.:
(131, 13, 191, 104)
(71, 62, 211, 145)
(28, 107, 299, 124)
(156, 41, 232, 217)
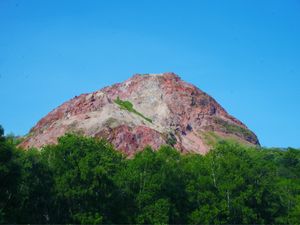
(20, 73, 259, 155)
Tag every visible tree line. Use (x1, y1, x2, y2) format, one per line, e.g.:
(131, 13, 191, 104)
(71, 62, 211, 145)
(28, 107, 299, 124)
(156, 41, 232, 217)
(0, 125, 300, 224)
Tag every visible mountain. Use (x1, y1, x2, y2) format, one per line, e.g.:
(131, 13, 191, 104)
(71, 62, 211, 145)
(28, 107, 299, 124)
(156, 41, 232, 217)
(20, 73, 259, 155)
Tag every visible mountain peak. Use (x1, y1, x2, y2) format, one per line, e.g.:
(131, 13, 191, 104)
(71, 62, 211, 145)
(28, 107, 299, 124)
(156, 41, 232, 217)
(132, 72, 180, 78)
(20, 73, 259, 155)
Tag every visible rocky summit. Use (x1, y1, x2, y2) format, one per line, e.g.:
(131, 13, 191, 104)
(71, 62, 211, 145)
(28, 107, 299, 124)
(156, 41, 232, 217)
(20, 73, 259, 156)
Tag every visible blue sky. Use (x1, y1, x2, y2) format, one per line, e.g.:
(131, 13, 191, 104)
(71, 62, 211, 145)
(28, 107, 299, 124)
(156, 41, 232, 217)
(0, 0, 299, 147)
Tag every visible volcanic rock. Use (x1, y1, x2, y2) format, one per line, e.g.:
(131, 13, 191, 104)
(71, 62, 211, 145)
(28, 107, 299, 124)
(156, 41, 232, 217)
(20, 73, 259, 156)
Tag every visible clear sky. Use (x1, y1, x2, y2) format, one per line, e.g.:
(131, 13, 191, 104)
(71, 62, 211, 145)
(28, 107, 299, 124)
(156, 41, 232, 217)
(0, 0, 299, 148)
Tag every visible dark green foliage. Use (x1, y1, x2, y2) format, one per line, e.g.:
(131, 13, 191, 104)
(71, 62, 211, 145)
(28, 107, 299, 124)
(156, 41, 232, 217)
(115, 146, 187, 224)
(5, 133, 24, 146)
(1, 124, 300, 224)
(166, 132, 177, 147)
(14, 148, 54, 223)
(41, 134, 124, 224)
(0, 125, 3, 138)
(0, 128, 21, 223)
(114, 96, 153, 123)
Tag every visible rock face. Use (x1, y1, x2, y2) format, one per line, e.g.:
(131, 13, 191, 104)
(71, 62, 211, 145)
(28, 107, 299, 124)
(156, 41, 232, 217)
(20, 73, 259, 156)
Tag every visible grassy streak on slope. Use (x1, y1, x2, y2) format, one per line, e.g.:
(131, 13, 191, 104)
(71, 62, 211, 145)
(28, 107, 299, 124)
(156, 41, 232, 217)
(213, 117, 256, 142)
(114, 97, 153, 123)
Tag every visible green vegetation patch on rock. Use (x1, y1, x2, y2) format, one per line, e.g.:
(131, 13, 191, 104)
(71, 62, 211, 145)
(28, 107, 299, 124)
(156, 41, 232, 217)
(213, 117, 258, 144)
(114, 97, 153, 123)
(200, 130, 252, 148)
(201, 131, 222, 146)
(166, 132, 177, 147)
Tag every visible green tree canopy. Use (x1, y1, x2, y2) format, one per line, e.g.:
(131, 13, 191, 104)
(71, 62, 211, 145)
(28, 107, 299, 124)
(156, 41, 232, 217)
(0, 125, 300, 224)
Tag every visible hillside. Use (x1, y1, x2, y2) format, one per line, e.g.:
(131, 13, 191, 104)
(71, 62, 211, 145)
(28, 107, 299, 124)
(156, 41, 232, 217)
(20, 73, 259, 155)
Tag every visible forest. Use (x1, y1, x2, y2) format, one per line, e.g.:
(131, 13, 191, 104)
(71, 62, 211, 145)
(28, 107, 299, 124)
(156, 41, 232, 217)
(0, 125, 299, 224)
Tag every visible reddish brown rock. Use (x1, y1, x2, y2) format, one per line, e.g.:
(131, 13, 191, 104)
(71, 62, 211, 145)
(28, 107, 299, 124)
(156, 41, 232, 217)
(20, 73, 259, 155)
